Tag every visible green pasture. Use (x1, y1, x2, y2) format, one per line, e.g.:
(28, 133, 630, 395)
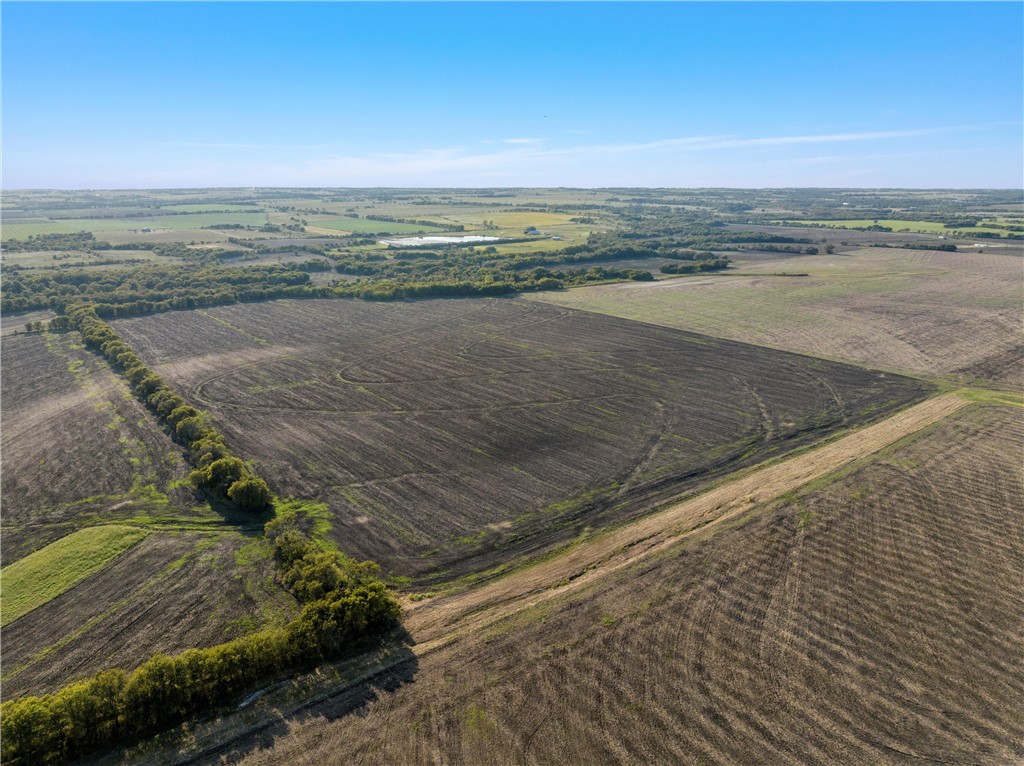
(1, 249, 183, 270)
(790, 219, 1008, 237)
(159, 204, 263, 213)
(2, 212, 269, 240)
(2, 219, 135, 239)
(306, 217, 444, 234)
(0, 525, 150, 626)
(99, 228, 235, 245)
(34, 207, 161, 218)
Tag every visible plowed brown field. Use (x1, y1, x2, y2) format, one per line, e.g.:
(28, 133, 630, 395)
(2, 532, 293, 699)
(1, 331, 196, 559)
(215, 402, 1024, 766)
(111, 298, 927, 582)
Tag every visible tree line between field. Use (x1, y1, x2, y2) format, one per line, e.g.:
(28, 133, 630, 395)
(69, 305, 273, 512)
(0, 309, 402, 765)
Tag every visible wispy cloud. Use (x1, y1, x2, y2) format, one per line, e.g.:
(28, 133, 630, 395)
(559, 125, 979, 156)
(101, 121, 1010, 188)
(286, 124, 988, 182)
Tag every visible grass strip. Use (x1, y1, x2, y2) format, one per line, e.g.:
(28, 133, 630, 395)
(1, 525, 149, 626)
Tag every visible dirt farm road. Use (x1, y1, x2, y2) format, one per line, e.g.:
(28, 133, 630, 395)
(403, 392, 968, 647)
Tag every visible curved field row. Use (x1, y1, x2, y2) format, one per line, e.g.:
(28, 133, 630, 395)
(214, 400, 1022, 766)
(111, 299, 927, 580)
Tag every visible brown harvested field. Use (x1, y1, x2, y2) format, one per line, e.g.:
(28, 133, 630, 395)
(111, 298, 927, 582)
(210, 402, 1024, 766)
(0, 331, 201, 559)
(2, 531, 294, 699)
(528, 246, 1024, 388)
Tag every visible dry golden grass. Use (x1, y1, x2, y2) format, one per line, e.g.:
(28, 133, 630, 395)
(527, 247, 1024, 387)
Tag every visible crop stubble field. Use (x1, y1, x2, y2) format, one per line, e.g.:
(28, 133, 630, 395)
(529, 245, 1024, 388)
(112, 298, 926, 582)
(230, 402, 1024, 766)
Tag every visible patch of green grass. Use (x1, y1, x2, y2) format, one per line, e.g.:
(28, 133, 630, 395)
(463, 704, 497, 737)
(0, 525, 149, 626)
(235, 537, 273, 566)
(2, 212, 268, 240)
(956, 387, 1024, 408)
(307, 217, 443, 234)
(789, 219, 1008, 237)
(274, 498, 334, 547)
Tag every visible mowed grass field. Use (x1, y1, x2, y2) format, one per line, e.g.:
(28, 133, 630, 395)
(230, 402, 1024, 766)
(112, 298, 927, 583)
(527, 246, 1024, 387)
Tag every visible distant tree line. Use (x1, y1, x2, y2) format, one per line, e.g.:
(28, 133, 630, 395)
(735, 244, 820, 254)
(1, 231, 107, 252)
(0, 233, 213, 256)
(2, 263, 315, 314)
(869, 242, 958, 252)
(659, 259, 730, 274)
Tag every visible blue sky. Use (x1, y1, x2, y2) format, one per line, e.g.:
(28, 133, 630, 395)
(2, 2, 1021, 188)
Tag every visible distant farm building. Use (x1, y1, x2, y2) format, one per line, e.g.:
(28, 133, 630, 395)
(524, 226, 539, 235)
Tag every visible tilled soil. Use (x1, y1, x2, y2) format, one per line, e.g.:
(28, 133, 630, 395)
(112, 298, 927, 581)
(227, 402, 1024, 766)
(2, 533, 292, 698)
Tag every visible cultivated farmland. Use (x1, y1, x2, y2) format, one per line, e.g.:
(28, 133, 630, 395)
(0, 331, 297, 699)
(228, 402, 1024, 766)
(0, 331, 196, 557)
(112, 298, 927, 582)
(2, 530, 293, 698)
(528, 246, 1024, 387)
(1, 187, 1020, 763)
